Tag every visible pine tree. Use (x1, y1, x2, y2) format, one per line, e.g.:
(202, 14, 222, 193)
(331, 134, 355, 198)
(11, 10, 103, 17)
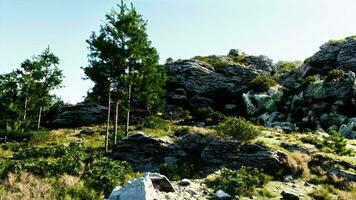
(84, 1, 166, 151)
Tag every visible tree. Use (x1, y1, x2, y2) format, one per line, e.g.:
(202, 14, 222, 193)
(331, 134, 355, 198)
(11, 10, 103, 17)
(34, 47, 63, 129)
(84, 1, 166, 151)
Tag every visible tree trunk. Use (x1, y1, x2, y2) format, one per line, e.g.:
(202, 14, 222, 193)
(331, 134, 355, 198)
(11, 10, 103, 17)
(37, 106, 42, 129)
(105, 84, 111, 153)
(125, 83, 131, 136)
(22, 96, 28, 133)
(113, 98, 119, 146)
(23, 96, 28, 122)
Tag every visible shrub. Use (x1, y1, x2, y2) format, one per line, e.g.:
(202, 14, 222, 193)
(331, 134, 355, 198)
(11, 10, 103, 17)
(84, 157, 134, 196)
(0, 158, 10, 179)
(193, 56, 230, 70)
(0, 172, 55, 199)
(277, 62, 299, 72)
(159, 156, 203, 181)
(249, 76, 277, 92)
(304, 75, 320, 84)
(283, 151, 311, 177)
(309, 187, 333, 200)
(206, 167, 272, 197)
(193, 107, 225, 124)
(216, 117, 261, 143)
(325, 69, 345, 82)
(142, 115, 168, 129)
(323, 129, 351, 155)
(173, 127, 190, 137)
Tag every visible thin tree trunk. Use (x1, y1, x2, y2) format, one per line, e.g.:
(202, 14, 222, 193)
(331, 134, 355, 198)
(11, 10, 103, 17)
(125, 83, 131, 136)
(113, 98, 119, 146)
(105, 84, 111, 153)
(23, 96, 28, 122)
(22, 96, 28, 133)
(37, 106, 42, 129)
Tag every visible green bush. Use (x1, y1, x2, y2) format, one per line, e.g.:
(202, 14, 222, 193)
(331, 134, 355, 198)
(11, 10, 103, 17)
(173, 127, 190, 137)
(325, 69, 345, 82)
(207, 167, 272, 197)
(142, 115, 168, 129)
(193, 107, 225, 124)
(216, 117, 261, 143)
(84, 157, 133, 196)
(0, 158, 10, 179)
(249, 76, 277, 92)
(304, 75, 320, 84)
(193, 56, 230, 70)
(277, 62, 299, 72)
(323, 129, 351, 155)
(159, 156, 203, 181)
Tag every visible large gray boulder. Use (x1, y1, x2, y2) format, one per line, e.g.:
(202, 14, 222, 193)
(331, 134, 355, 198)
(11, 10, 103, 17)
(114, 132, 287, 172)
(51, 103, 107, 128)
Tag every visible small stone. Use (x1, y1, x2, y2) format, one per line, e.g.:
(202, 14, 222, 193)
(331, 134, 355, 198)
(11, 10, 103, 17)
(215, 190, 231, 199)
(178, 179, 191, 186)
(281, 191, 299, 200)
(283, 175, 293, 182)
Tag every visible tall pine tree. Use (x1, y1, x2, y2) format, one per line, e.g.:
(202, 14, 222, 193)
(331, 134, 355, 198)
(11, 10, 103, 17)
(84, 1, 166, 151)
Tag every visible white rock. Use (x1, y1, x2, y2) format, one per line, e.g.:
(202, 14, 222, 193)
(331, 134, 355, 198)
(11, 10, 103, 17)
(215, 190, 231, 199)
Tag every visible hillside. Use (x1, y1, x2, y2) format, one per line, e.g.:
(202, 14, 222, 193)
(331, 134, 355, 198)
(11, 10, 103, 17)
(1, 36, 356, 200)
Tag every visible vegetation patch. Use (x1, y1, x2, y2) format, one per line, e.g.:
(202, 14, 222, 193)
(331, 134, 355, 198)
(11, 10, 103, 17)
(215, 117, 261, 143)
(206, 167, 272, 197)
(249, 76, 277, 92)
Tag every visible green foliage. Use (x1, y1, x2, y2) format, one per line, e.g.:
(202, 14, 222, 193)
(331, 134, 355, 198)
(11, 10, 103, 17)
(277, 61, 300, 72)
(173, 127, 190, 137)
(323, 129, 351, 155)
(216, 117, 261, 143)
(193, 107, 226, 124)
(84, 1, 166, 113)
(249, 76, 277, 92)
(142, 115, 168, 129)
(165, 57, 173, 63)
(193, 56, 230, 70)
(159, 156, 203, 181)
(84, 157, 133, 196)
(207, 167, 272, 197)
(325, 69, 345, 82)
(309, 187, 334, 200)
(304, 75, 320, 84)
(302, 130, 351, 155)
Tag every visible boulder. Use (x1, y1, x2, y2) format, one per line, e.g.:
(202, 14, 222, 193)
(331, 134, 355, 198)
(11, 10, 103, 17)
(242, 86, 283, 116)
(108, 173, 174, 200)
(50, 103, 107, 128)
(281, 191, 300, 200)
(114, 133, 288, 173)
(339, 118, 356, 139)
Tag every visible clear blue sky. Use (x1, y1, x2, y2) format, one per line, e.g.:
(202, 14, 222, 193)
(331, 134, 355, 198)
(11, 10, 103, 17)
(1, 0, 356, 103)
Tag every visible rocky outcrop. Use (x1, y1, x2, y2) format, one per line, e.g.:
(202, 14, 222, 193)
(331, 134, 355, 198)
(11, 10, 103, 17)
(50, 103, 107, 128)
(300, 37, 356, 76)
(166, 50, 274, 110)
(114, 132, 287, 173)
(339, 118, 356, 139)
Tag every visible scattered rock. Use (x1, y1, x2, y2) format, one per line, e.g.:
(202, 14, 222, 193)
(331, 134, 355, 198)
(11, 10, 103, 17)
(178, 179, 191, 186)
(339, 118, 356, 139)
(214, 190, 232, 199)
(281, 190, 300, 200)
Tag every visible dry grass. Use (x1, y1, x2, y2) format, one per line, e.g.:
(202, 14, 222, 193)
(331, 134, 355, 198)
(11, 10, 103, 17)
(284, 151, 311, 177)
(0, 172, 54, 200)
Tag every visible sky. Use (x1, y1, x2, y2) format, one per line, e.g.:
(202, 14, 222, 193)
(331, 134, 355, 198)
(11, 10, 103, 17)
(1, 0, 356, 104)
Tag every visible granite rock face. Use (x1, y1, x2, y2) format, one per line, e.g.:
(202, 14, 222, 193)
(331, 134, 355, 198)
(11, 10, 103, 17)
(114, 132, 287, 172)
(166, 50, 274, 110)
(50, 103, 107, 128)
(300, 37, 356, 76)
